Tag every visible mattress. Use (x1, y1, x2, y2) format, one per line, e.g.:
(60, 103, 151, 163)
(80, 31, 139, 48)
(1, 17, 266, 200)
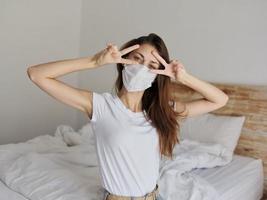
(191, 154, 264, 200)
(0, 154, 264, 200)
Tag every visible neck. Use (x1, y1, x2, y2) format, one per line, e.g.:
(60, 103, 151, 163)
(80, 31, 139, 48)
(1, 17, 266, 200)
(117, 87, 144, 112)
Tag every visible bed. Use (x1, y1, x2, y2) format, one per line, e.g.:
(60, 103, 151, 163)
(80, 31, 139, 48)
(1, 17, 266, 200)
(192, 154, 263, 200)
(0, 82, 266, 200)
(0, 154, 263, 200)
(0, 180, 28, 200)
(170, 82, 267, 199)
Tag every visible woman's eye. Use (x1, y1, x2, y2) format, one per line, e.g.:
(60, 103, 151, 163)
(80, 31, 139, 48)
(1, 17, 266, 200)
(133, 56, 141, 60)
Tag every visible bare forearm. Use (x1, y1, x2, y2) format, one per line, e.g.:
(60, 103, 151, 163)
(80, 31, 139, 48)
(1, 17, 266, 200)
(179, 73, 229, 105)
(27, 56, 97, 80)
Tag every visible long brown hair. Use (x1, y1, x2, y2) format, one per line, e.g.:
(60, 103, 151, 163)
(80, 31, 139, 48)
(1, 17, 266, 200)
(113, 33, 187, 159)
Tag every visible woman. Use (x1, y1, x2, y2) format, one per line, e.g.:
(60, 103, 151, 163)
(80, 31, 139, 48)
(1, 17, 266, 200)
(27, 33, 228, 200)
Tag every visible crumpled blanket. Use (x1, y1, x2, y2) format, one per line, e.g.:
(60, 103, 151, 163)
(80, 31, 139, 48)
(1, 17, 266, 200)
(158, 139, 232, 200)
(0, 124, 233, 200)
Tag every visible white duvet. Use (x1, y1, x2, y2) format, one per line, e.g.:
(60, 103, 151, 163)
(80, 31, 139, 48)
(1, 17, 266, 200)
(0, 124, 233, 200)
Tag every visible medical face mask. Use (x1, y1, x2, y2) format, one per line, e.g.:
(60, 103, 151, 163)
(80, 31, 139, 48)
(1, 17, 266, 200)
(122, 63, 157, 92)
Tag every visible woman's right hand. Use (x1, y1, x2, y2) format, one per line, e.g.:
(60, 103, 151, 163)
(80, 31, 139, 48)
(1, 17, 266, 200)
(92, 43, 140, 66)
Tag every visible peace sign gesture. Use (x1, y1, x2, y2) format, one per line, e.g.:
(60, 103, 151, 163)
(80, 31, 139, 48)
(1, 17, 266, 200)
(92, 43, 140, 66)
(149, 51, 187, 83)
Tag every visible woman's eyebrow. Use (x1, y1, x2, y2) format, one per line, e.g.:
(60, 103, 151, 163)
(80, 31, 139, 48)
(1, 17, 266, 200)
(135, 52, 159, 65)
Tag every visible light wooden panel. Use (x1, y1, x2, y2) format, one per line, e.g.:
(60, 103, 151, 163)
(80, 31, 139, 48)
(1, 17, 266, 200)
(170, 82, 267, 198)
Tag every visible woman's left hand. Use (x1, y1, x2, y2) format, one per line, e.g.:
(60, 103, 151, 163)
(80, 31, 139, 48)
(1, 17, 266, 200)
(150, 50, 188, 84)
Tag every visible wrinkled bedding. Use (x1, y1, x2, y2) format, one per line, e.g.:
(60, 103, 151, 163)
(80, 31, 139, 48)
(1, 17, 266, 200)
(0, 124, 233, 200)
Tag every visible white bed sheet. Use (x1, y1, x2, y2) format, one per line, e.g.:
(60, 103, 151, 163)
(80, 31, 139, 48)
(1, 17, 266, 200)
(0, 142, 263, 200)
(191, 154, 264, 200)
(0, 179, 28, 200)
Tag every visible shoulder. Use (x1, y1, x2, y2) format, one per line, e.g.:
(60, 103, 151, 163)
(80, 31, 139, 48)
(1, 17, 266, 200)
(92, 91, 114, 105)
(99, 92, 113, 100)
(92, 91, 111, 98)
(88, 92, 112, 122)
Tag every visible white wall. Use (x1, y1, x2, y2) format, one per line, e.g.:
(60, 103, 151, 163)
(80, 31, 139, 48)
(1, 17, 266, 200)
(77, 0, 267, 128)
(0, 0, 82, 144)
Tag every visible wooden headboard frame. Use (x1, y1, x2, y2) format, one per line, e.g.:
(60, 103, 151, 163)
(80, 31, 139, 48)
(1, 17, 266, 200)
(170, 82, 267, 198)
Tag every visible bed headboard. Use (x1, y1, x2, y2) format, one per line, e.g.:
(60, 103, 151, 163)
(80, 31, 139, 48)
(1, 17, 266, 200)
(170, 81, 267, 198)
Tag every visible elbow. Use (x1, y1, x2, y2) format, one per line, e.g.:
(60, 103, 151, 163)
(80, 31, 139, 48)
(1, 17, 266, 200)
(223, 93, 229, 105)
(27, 66, 40, 82)
(218, 94, 229, 108)
(27, 66, 35, 81)
(27, 66, 32, 78)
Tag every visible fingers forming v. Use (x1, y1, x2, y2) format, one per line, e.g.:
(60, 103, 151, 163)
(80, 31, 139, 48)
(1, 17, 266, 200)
(151, 51, 168, 67)
(149, 51, 168, 75)
(120, 44, 140, 56)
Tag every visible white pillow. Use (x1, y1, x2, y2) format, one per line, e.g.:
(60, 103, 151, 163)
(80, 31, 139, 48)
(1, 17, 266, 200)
(179, 113, 245, 155)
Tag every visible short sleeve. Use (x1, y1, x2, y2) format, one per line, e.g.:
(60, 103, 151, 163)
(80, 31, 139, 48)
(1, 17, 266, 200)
(89, 92, 106, 122)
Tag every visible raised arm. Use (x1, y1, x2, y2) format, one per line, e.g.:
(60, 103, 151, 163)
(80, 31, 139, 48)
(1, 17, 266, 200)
(27, 56, 97, 118)
(27, 43, 140, 119)
(173, 73, 229, 117)
(149, 51, 229, 117)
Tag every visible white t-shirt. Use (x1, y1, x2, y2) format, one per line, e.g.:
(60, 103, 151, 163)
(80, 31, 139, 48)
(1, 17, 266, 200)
(89, 91, 160, 197)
